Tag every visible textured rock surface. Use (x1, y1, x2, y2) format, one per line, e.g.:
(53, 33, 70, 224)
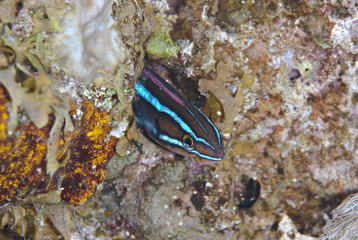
(1, 0, 358, 239)
(320, 193, 358, 240)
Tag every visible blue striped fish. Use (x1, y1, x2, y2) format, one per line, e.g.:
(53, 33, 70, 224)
(132, 66, 225, 164)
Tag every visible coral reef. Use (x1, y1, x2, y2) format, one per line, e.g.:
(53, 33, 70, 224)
(320, 193, 358, 240)
(0, 81, 118, 206)
(1, 0, 358, 239)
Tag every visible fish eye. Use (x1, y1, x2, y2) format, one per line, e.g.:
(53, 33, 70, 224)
(183, 134, 194, 150)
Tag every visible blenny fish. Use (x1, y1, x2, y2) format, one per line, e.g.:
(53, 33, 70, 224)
(132, 66, 225, 164)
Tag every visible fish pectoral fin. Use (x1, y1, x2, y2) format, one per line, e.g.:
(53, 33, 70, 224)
(142, 117, 159, 139)
(133, 100, 159, 140)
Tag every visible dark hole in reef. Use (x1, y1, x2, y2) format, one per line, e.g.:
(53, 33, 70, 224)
(352, 92, 358, 104)
(173, 198, 183, 207)
(167, 0, 185, 15)
(267, 2, 277, 12)
(307, 94, 316, 102)
(237, 178, 261, 209)
(15, 2, 24, 16)
(133, 140, 144, 154)
(1, 224, 32, 240)
(277, 167, 285, 175)
(190, 192, 204, 211)
(218, 197, 227, 205)
(271, 221, 279, 231)
(191, 181, 206, 211)
(289, 68, 301, 81)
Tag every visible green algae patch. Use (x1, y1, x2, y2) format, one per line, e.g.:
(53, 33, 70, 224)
(32, 12, 62, 34)
(146, 17, 178, 58)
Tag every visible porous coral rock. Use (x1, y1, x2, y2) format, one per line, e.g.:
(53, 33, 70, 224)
(2, 0, 358, 239)
(0, 0, 135, 238)
(0, 0, 17, 23)
(320, 193, 358, 240)
(52, 0, 150, 86)
(111, 0, 358, 239)
(53, 0, 129, 85)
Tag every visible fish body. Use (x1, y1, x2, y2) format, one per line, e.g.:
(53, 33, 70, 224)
(133, 66, 225, 164)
